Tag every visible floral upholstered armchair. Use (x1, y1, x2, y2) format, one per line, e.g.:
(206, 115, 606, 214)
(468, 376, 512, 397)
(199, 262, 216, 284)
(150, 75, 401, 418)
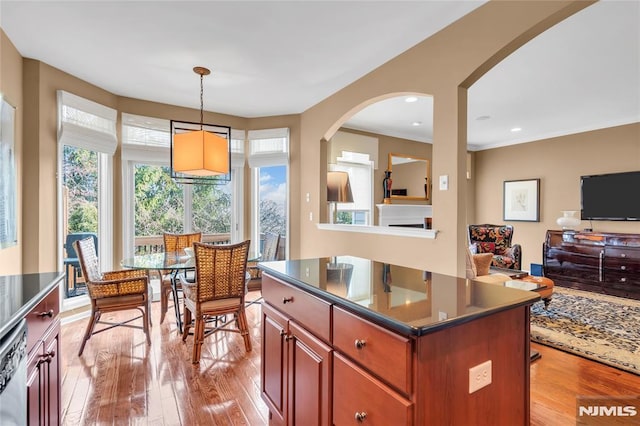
(468, 224, 522, 270)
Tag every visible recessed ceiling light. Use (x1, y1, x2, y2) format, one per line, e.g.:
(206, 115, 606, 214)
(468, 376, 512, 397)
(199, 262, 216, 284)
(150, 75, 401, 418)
(405, 96, 418, 103)
(412, 121, 422, 126)
(476, 115, 491, 121)
(511, 127, 522, 132)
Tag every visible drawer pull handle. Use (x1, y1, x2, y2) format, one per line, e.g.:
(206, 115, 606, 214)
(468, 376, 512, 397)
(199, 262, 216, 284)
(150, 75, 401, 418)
(355, 412, 367, 422)
(621, 253, 627, 258)
(280, 330, 286, 337)
(621, 266, 626, 271)
(282, 297, 293, 304)
(354, 339, 366, 350)
(284, 334, 294, 342)
(620, 278, 627, 283)
(37, 309, 54, 318)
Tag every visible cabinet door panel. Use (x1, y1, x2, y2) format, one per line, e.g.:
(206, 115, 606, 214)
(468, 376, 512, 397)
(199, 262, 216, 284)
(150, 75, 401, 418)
(261, 304, 287, 425)
(288, 321, 332, 426)
(333, 353, 412, 426)
(44, 324, 60, 426)
(27, 340, 44, 426)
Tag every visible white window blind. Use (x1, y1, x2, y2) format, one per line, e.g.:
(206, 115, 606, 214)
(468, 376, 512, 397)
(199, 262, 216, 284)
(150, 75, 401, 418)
(247, 128, 289, 167)
(57, 90, 117, 154)
(231, 129, 246, 168)
(121, 113, 170, 163)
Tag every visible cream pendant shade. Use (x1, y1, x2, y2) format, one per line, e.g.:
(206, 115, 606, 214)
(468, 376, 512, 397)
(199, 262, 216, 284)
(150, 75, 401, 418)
(173, 129, 229, 176)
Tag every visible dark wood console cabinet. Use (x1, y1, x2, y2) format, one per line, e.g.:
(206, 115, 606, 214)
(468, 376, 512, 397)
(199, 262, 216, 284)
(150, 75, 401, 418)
(543, 230, 640, 300)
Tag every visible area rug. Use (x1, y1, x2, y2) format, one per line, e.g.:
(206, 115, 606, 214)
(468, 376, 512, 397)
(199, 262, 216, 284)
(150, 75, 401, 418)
(530, 286, 640, 375)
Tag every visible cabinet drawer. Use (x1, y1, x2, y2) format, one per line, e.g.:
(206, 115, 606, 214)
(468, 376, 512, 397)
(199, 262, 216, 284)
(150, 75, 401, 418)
(333, 353, 412, 426)
(606, 247, 640, 261)
(262, 274, 331, 343)
(333, 306, 412, 395)
(26, 287, 59, 353)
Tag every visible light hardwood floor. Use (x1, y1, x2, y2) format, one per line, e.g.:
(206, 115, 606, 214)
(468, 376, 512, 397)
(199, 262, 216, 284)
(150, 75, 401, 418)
(60, 294, 640, 425)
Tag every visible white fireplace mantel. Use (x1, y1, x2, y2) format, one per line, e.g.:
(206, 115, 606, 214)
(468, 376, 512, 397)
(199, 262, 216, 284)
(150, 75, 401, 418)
(376, 204, 432, 227)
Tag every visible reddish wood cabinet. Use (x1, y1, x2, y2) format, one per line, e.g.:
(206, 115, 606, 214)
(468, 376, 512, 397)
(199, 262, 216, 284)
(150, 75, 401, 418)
(262, 299, 332, 426)
(25, 285, 60, 426)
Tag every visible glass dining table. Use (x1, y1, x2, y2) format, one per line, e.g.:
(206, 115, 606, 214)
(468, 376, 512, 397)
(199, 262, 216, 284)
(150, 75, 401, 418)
(121, 251, 195, 334)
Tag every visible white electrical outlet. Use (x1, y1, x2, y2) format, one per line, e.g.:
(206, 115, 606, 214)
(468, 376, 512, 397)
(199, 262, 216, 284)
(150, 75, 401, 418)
(439, 175, 448, 190)
(469, 360, 492, 393)
(438, 311, 448, 321)
(309, 212, 313, 221)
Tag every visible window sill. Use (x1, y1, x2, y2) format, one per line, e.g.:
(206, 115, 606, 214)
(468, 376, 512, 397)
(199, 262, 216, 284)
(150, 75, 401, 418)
(316, 223, 437, 239)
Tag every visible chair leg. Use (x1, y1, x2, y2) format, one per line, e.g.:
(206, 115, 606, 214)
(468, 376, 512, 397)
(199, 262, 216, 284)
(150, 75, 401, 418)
(160, 282, 168, 324)
(78, 310, 99, 356)
(182, 305, 192, 342)
(543, 298, 551, 309)
(238, 308, 252, 352)
(192, 316, 205, 363)
(144, 302, 151, 345)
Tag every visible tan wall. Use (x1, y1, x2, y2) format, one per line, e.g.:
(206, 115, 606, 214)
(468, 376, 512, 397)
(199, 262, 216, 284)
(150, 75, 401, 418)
(0, 30, 23, 274)
(335, 128, 433, 224)
(297, 1, 592, 276)
(473, 123, 640, 270)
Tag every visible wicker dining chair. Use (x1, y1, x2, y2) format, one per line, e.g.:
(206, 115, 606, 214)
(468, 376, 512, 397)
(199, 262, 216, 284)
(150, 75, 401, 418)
(180, 240, 251, 363)
(160, 232, 202, 324)
(73, 237, 151, 356)
(246, 232, 281, 291)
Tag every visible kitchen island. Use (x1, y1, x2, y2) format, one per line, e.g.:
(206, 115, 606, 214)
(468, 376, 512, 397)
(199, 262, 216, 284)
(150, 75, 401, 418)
(258, 256, 539, 426)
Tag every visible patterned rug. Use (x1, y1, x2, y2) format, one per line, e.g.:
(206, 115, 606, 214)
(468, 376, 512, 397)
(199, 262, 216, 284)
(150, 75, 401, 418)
(530, 286, 640, 375)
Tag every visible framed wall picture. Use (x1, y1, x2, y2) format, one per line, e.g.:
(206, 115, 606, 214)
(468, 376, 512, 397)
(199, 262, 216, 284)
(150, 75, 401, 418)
(503, 178, 540, 222)
(0, 97, 17, 248)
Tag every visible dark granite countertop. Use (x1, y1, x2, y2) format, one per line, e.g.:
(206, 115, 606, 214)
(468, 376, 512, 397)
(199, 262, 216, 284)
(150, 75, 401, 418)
(258, 256, 540, 337)
(0, 272, 63, 341)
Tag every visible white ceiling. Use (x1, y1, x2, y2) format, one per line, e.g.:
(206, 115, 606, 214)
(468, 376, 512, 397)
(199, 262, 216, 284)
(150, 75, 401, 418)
(1, 1, 638, 150)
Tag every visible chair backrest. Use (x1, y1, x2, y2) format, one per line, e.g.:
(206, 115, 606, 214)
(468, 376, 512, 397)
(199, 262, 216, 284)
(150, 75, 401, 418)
(65, 232, 98, 259)
(163, 232, 202, 252)
(193, 240, 250, 303)
(262, 232, 281, 262)
(468, 224, 514, 254)
(73, 237, 102, 283)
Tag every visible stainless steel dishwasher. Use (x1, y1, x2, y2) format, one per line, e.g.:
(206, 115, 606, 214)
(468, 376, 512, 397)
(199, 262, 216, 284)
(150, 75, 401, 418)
(0, 319, 28, 425)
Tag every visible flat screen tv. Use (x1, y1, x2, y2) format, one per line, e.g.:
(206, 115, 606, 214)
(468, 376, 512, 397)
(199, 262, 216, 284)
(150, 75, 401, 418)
(580, 171, 640, 221)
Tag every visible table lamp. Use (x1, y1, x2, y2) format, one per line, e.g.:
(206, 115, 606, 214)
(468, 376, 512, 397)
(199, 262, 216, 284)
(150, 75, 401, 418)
(327, 171, 354, 224)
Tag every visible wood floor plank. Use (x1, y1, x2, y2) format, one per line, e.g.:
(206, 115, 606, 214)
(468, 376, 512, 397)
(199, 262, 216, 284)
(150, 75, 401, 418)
(60, 293, 640, 425)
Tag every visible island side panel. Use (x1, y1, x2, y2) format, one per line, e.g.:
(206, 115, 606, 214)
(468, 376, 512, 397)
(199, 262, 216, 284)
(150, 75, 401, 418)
(414, 306, 530, 425)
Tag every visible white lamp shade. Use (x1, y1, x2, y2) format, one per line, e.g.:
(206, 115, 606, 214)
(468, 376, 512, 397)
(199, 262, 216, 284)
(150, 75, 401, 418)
(173, 130, 229, 176)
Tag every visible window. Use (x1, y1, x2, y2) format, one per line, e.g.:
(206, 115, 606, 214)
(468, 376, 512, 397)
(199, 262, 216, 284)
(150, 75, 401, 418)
(248, 128, 289, 259)
(331, 152, 374, 225)
(121, 114, 245, 257)
(57, 91, 116, 303)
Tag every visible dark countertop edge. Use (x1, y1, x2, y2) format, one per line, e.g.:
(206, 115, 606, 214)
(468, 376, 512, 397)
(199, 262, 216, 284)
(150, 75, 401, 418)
(0, 272, 64, 341)
(259, 265, 540, 338)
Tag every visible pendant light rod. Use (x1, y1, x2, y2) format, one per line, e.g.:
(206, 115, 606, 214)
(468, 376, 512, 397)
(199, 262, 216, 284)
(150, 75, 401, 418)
(193, 66, 210, 131)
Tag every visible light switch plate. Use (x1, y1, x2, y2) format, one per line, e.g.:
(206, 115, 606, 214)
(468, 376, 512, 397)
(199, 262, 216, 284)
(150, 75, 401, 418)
(439, 175, 448, 190)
